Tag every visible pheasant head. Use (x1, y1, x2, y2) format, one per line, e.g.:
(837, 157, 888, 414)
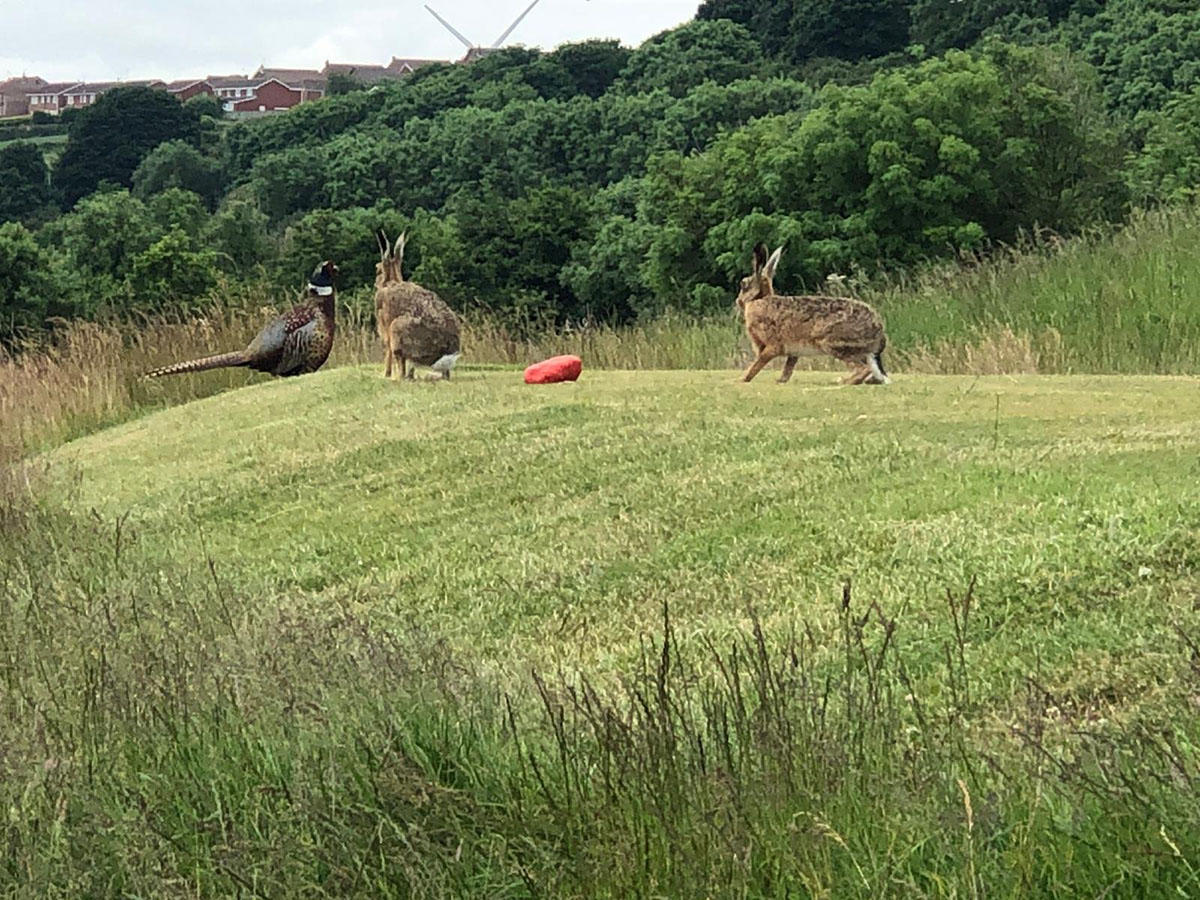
(308, 260, 339, 296)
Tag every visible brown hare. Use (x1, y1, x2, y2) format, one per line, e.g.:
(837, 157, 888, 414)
(374, 229, 461, 380)
(736, 243, 889, 385)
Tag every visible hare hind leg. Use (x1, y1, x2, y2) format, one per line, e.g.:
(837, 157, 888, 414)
(778, 356, 799, 384)
(844, 350, 889, 385)
(835, 352, 873, 385)
(391, 344, 409, 381)
(742, 346, 780, 383)
(865, 350, 889, 385)
(845, 364, 871, 385)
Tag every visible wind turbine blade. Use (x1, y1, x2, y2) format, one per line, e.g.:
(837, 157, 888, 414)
(491, 0, 542, 47)
(425, 5, 476, 49)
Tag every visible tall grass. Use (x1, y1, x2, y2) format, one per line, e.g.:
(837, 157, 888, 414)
(0, 301, 744, 458)
(876, 205, 1200, 374)
(2, 495, 1198, 895)
(3, 203, 1200, 458)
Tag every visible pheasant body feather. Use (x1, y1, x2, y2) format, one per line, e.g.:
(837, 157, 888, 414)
(146, 262, 338, 380)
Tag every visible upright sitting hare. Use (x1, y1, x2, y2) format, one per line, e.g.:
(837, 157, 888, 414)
(374, 230, 461, 380)
(737, 243, 889, 385)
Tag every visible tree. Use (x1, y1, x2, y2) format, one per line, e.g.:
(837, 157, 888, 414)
(248, 143, 333, 220)
(562, 212, 657, 321)
(550, 40, 633, 98)
(0, 142, 51, 223)
(54, 189, 153, 288)
(276, 205, 417, 293)
(631, 43, 1127, 312)
(617, 20, 765, 97)
(786, 0, 912, 63)
(132, 140, 225, 209)
(205, 197, 274, 274)
(443, 184, 594, 323)
(654, 78, 815, 156)
(0, 222, 58, 343)
(223, 90, 377, 177)
(695, 0, 760, 24)
(184, 92, 223, 120)
(695, 0, 792, 58)
(146, 189, 210, 240)
(185, 92, 225, 154)
(1072, 0, 1200, 125)
(1127, 86, 1200, 203)
(328, 72, 365, 95)
(126, 228, 219, 309)
(910, 0, 1102, 54)
(53, 86, 203, 208)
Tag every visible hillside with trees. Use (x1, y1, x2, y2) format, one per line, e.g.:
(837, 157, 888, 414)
(2, 1, 1200, 345)
(5, 8, 1200, 890)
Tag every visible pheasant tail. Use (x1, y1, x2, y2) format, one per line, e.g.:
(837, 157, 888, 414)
(144, 351, 250, 379)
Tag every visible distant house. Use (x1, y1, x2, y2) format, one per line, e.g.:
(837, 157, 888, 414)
(204, 69, 327, 114)
(26, 82, 81, 115)
(322, 62, 394, 85)
(252, 68, 326, 102)
(387, 56, 444, 75)
(229, 78, 312, 113)
(207, 74, 258, 104)
(321, 57, 443, 86)
(21, 79, 177, 115)
(59, 80, 167, 110)
(166, 79, 216, 101)
(6, 52, 443, 122)
(0, 76, 47, 117)
(460, 48, 500, 63)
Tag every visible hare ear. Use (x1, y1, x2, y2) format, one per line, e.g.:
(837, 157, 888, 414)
(763, 246, 783, 281)
(376, 229, 389, 260)
(752, 242, 768, 276)
(393, 231, 407, 270)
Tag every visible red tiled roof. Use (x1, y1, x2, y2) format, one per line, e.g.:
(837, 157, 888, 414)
(28, 81, 82, 95)
(0, 76, 48, 94)
(387, 57, 445, 72)
(206, 74, 254, 88)
(62, 80, 165, 94)
(322, 62, 401, 85)
(166, 78, 212, 91)
(253, 67, 326, 87)
(323, 62, 387, 75)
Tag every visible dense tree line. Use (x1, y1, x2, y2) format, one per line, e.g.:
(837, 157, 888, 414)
(2, 0, 1200, 343)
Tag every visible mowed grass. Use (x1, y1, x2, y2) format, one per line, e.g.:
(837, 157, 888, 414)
(5, 367, 1200, 895)
(45, 366, 1200, 678)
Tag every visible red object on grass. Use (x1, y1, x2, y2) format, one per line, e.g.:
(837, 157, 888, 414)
(524, 355, 583, 384)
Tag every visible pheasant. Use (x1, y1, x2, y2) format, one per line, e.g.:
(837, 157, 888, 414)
(146, 261, 340, 379)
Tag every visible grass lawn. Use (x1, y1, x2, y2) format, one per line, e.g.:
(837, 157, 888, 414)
(47, 367, 1200, 680)
(6, 366, 1200, 895)
(0, 130, 68, 165)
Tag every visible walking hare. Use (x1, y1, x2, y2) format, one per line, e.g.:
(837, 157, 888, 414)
(736, 243, 889, 385)
(374, 230, 461, 380)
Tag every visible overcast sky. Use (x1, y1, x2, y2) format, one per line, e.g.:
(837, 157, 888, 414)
(1, 0, 702, 84)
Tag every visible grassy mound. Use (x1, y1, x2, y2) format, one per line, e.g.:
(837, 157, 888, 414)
(6, 204, 1200, 464)
(5, 367, 1200, 895)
